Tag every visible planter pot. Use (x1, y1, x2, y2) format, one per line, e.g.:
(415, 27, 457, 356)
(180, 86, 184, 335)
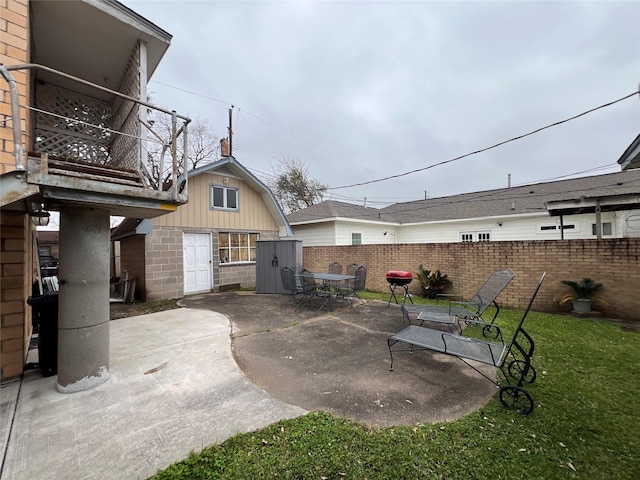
(572, 298, 592, 313)
(421, 286, 439, 299)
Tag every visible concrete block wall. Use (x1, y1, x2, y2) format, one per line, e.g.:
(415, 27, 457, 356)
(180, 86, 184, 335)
(303, 239, 640, 320)
(0, 212, 31, 380)
(144, 226, 184, 302)
(0, 0, 30, 173)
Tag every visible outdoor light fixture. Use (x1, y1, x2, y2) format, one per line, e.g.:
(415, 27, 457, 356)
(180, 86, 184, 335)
(30, 204, 50, 227)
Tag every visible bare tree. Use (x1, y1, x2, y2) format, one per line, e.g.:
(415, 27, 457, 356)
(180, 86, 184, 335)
(270, 155, 327, 214)
(145, 111, 221, 188)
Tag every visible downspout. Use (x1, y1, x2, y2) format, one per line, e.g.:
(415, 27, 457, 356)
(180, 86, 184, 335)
(0, 65, 25, 170)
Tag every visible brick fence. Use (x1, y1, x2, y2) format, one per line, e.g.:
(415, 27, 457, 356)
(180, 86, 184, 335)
(303, 239, 640, 321)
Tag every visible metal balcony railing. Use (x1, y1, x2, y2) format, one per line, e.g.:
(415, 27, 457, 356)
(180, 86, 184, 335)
(1, 63, 191, 200)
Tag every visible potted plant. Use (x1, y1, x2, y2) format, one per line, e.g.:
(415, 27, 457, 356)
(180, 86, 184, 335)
(416, 265, 452, 298)
(559, 278, 606, 313)
(415, 264, 432, 297)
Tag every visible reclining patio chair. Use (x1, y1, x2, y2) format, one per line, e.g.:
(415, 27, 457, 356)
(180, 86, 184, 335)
(388, 272, 545, 415)
(402, 269, 515, 335)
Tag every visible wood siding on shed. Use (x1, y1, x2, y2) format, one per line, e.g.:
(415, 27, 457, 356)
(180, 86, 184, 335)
(153, 172, 280, 231)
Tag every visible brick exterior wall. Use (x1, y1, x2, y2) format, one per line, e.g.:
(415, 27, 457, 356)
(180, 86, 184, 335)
(0, 212, 31, 380)
(1, 0, 30, 380)
(303, 239, 640, 321)
(0, 0, 30, 173)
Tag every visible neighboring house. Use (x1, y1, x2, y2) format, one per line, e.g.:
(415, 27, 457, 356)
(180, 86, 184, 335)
(288, 169, 640, 246)
(617, 132, 640, 171)
(0, 0, 188, 387)
(112, 156, 292, 301)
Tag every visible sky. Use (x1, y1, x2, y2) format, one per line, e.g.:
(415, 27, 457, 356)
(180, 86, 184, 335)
(116, 0, 640, 208)
(65, 1, 628, 216)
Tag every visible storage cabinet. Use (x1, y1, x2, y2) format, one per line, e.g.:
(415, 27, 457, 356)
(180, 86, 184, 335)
(255, 240, 303, 294)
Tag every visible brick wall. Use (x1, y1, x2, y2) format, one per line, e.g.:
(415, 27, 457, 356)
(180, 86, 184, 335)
(1, 0, 30, 173)
(303, 239, 640, 320)
(0, 212, 31, 380)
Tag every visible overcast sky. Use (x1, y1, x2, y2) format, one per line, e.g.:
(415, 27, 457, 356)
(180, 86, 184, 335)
(121, 0, 639, 208)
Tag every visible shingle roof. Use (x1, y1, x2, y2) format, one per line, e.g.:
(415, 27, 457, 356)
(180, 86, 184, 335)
(288, 170, 640, 225)
(286, 200, 396, 224)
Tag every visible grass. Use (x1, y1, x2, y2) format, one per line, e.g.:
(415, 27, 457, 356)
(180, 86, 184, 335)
(151, 292, 639, 480)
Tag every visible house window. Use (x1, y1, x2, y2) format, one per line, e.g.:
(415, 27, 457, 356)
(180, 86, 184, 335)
(461, 233, 473, 242)
(538, 224, 576, 233)
(219, 233, 258, 264)
(351, 233, 362, 245)
(460, 232, 491, 242)
(592, 222, 612, 236)
(211, 185, 238, 211)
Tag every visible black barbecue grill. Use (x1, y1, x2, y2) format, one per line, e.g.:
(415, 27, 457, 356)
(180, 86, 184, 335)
(386, 270, 414, 306)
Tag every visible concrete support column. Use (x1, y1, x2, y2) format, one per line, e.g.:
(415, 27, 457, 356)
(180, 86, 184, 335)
(57, 207, 110, 393)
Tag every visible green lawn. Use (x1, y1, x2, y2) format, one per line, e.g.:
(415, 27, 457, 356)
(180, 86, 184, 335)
(151, 293, 639, 480)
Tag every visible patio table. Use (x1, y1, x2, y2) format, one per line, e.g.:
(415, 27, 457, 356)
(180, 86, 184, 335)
(298, 272, 356, 309)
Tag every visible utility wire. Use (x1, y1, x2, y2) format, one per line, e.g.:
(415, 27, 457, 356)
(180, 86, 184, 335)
(148, 79, 413, 189)
(330, 90, 640, 190)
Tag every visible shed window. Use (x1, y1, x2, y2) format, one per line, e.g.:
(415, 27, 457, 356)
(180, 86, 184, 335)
(351, 233, 362, 245)
(219, 233, 258, 264)
(211, 185, 238, 211)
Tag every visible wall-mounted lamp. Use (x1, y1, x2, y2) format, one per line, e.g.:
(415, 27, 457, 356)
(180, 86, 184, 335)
(30, 204, 50, 226)
(383, 231, 388, 235)
(497, 222, 503, 227)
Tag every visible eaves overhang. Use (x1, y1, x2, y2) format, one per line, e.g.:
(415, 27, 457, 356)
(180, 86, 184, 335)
(30, 0, 172, 97)
(546, 194, 640, 217)
(617, 133, 640, 171)
(399, 211, 547, 227)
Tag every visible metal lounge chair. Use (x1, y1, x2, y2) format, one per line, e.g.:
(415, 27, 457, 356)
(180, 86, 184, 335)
(388, 272, 545, 415)
(402, 269, 515, 334)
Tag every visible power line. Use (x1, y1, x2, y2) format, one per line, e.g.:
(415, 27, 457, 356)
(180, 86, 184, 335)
(148, 79, 414, 189)
(329, 90, 640, 190)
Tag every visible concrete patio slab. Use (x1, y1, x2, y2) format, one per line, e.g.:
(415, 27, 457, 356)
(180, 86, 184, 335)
(0, 308, 305, 480)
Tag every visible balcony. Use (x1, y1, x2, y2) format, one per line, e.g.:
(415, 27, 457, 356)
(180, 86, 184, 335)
(1, 0, 190, 218)
(1, 63, 190, 218)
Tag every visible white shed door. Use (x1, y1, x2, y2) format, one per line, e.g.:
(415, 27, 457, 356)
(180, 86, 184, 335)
(183, 233, 212, 294)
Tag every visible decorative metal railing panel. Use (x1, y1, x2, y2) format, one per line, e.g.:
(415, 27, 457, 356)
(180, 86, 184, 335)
(2, 62, 190, 199)
(110, 43, 140, 171)
(34, 83, 112, 164)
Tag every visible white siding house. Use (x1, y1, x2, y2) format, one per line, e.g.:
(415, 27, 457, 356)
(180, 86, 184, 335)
(288, 170, 640, 246)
